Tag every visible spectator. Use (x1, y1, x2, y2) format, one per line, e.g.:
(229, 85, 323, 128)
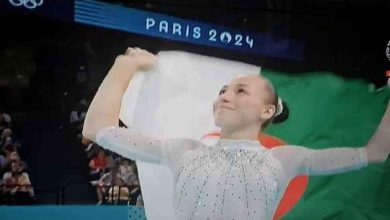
(2, 160, 34, 205)
(118, 159, 138, 184)
(2, 143, 16, 158)
(1, 128, 13, 147)
(0, 113, 10, 135)
(118, 159, 140, 205)
(106, 164, 130, 205)
(69, 99, 88, 124)
(89, 148, 108, 180)
(0, 152, 6, 171)
(0, 108, 11, 127)
(3, 150, 28, 172)
(106, 178, 129, 205)
(91, 165, 127, 205)
(0, 146, 12, 176)
(84, 142, 99, 159)
(105, 151, 115, 170)
(69, 98, 90, 144)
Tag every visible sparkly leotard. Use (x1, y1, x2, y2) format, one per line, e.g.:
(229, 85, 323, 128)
(96, 126, 368, 220)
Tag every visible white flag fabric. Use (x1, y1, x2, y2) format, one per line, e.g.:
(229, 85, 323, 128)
(119, 50, 260, 220)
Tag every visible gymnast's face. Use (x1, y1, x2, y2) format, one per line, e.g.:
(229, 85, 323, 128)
(213, 75, 276, 130)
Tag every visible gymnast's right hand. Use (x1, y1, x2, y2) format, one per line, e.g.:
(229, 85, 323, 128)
(110, 47, 157, 80)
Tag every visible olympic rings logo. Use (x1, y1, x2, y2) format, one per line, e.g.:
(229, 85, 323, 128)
(8, 0, 44, 10)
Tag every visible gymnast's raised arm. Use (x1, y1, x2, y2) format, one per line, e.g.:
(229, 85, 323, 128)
(81, 48, 166, 163)
(82, 47, 156, 141)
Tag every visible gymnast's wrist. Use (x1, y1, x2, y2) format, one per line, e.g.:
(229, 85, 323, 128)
(365, 144, 388, 163)
(103, 63, 138, 88)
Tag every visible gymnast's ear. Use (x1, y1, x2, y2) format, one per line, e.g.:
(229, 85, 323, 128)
(272, 101, 289, 124)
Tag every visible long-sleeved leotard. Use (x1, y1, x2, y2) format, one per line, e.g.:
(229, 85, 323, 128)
(96, 126, 368, 220)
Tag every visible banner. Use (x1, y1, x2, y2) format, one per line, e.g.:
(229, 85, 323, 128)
(74, 0, 304, 60)
(262, 70, 390, 219)
(1, 0, 305, 60)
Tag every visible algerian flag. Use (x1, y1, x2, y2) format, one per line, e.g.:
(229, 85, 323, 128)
(261, 70, 390, 219)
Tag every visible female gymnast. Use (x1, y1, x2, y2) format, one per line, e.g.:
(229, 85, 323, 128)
(82, 47, 390, 219)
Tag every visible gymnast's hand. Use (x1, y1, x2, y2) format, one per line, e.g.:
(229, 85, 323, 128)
(117, 47, 156, 70)
(109, 47, 157, 82)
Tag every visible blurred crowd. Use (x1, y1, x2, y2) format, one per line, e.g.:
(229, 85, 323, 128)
(0, 96, 143, 206)
(70, 98, 143, 206)
(85, 143, 142, 206)
(0, 108, 35, 205)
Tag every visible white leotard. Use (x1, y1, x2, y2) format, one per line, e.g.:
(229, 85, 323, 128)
(96, 126, 367, 220)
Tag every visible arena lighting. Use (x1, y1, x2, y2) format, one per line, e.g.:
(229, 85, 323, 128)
(8, 0, 44, 9)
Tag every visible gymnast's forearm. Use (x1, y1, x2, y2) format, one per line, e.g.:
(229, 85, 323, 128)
(82, 59, 137, 142)
(366, 99, 390, 163)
